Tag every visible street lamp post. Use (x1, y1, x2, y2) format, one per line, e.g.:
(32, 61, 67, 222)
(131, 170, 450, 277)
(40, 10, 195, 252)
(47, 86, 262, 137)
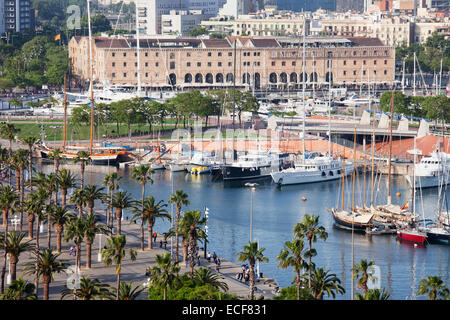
(244, 183, 258, 242)
(97, 234, 103, 262)
(203, 207, 209, 259)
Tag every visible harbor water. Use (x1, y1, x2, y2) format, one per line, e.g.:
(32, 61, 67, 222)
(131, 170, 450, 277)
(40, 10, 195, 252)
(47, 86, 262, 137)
(38, 161, 450, 300)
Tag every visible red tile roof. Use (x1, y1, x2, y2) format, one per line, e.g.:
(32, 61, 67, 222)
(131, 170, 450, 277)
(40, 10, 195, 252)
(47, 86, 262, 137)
(370, 135, 449, 159)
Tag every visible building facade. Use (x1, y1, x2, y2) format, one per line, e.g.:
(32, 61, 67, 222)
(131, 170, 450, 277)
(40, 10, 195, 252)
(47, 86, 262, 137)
(2, 0, 34, 33)
(69, 35, 396, 91)
(161, 10, 210, 35)
(232, 15, 310, 36)
(137, 0, 229, 35)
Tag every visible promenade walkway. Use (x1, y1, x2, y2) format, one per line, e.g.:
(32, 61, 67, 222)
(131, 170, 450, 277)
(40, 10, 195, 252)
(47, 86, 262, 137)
(5, 211, 279, 300)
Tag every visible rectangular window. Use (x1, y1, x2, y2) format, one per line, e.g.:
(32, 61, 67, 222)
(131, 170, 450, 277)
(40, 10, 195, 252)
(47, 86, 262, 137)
(187, 62, 191, 67)
(112, 73, 116, 78)
(197, 62, 201, 67)
(155, 62, 159, 67)
(343, 60, 347, 66)
(228, 62, 232, 67)
(187, 53, 191, 57)
(208, 62, 211, 67)
(228, 52, 232, 57)
(123, 73, 127, 78)
(112, 62, 115, 67)
(208, 52, 212, 57)
(123, 53, 126, 57)
(374, 60, 377, 65)
(272, 61, 275, 66)
(218, 62, 222, 67)
(124, 62, 127, 67)
(112, 52, 115, 57)
(218, 52, 222, 57)
(170, 62, 175, 69)
(282, 61, 286, 66)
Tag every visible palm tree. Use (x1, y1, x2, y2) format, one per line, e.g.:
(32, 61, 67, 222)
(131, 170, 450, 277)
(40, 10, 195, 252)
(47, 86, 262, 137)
(48, 148, 63, 175)
(306, 266, 345, 300)
(294, 214, 328, 289)
(179, 210, 206, 277)
(30, 188, 49, 297)
(417, 276, 450, 300)
(84, 212, 109, 269)
(70, 188, 87, 218)
(193, 267, 229, 292)
(356, 288, 391, 300)
(61, 276, 111, 300)
(24, 248, 69, 300)
(111, 191, 135, 235)
(20, 136, 38, 191)
(73, 151, 90, 189)
(169, 190, 190, 262)
(0, 147, 10, 184)
(131, 164, 154, 251)
(0, 185, 16, 227)
(83, 184, 105, 215)
(149, 252, 180, 300)
(103, 172, 121, 230)
(64, 217, 86, 270)
(57, 169, 77, 207)
(0, 277, 36, 300)
(131, 196, 170, 250)
(101, 235, 137, 300)
(11, 149, 29, 232)
(50, 206, 76, 253)
(352, 259, 376, 295)
(24, 191, 47, 240)
(237, 241, 269, 300)
(110, 281, 145, 300)
(0, 185, 17, 294)
(0, 230, 33, 281)
(277, 237, 308, 300)
(0, 123, 20, 184)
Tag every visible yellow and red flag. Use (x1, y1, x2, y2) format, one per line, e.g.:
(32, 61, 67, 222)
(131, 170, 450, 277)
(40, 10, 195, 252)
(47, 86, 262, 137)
(54, 34, 61, 41)
(400, 201, 409, 210)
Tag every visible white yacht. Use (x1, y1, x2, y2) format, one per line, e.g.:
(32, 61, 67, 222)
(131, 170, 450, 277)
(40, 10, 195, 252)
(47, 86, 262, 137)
(406, 152, 450, 188)
(271, 155, 354, 185)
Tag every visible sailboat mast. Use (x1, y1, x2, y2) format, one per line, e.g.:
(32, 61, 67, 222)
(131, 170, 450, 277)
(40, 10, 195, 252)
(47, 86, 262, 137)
(63, 73, 67, 153)
(412, 137, 416, 214)
(413, 52, 416, 97)
(87, 0, 94, 155)
(302, 15, 306, 157)
(136, 4, 142, 95)
(387, 90, 395, 205)
(352, 127, 356, 210)
(370, 129, 375, 207)
(328, 60, 331, 157)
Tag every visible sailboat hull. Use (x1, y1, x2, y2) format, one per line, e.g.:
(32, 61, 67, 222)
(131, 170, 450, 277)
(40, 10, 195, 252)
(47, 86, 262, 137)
(397, 229, 427, 243)
(271, 163, 354, 185)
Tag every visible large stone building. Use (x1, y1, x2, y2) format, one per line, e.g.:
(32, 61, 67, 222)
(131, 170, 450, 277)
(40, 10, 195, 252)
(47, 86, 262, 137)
(69, 35, 396, 91)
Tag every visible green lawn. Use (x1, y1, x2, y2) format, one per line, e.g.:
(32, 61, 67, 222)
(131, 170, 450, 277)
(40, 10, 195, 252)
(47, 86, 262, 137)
(11, 123, 179, 141)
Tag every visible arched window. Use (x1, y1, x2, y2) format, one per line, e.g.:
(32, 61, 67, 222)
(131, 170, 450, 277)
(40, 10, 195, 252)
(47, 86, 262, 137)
(195, 73, 203, 83)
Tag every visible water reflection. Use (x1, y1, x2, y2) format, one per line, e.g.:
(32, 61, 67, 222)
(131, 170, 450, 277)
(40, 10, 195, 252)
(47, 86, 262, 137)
(35, 160, 449, 300)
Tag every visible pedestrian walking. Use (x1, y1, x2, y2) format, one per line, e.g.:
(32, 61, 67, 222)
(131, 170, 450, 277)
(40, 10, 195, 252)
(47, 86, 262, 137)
(69, 246, 74, 256)
(153, 232, 157, 242)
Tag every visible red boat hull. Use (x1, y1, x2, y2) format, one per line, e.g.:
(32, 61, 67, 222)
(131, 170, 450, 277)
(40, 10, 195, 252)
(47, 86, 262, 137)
(397, 230, 427, 243)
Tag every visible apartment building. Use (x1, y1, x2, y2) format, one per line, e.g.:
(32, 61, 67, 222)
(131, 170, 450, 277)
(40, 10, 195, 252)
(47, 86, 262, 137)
(2, 0, 34, 33)
(69, 35, 396, 91)
(136, 0, 229, 35)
